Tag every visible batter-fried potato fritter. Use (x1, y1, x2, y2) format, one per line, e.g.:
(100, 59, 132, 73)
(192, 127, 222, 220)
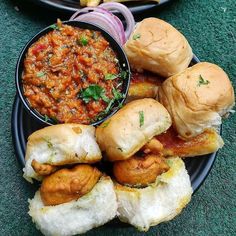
(31, 159, 58, 176)
(40, 165, 102, 206)
(113, 155, 169, 187)
(142, 139, 163, 154)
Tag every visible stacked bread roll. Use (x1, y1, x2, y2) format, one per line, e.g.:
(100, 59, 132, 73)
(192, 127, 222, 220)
(24, 124, 117, 236)
(96, 99, 193, 231)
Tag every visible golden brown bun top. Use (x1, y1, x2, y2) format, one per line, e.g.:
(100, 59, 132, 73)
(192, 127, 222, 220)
(129, 18, 181, 53)
(159, 62, 235, 139)
(124, 17, 193, 77)
(171, 62, 234, 112)
(96, 98, 172, 161)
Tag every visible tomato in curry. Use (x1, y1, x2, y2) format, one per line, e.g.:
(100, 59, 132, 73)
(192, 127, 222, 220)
(22, 21, 124, 124)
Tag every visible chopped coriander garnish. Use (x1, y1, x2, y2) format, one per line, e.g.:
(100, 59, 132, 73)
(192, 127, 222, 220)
(120, 70, 127, 80)
(43, 138, 53, 149)
(139, 111, 144, 127)
(105, 73, 119, 80)
(105, 70, 128, 81)
(78, 85, 106, 103)
(118, 103, 123, 109)
(197, 75, 210, 87)
(112, 88, 124, 100)
(51, 117, 59, 124)
(47, 140, 53, 149)
(78, 36, 88, 46)
(49, 24, 60, 30)
(100, 93, 110, 103)
(44, 114, 49, 122)
(105, 99, 115, 114)
(133, 33, 141, 40)
(101, 120, 110, 128)
(166, 159, 173, 167)
(37, 71, 46, 77)
(93, 111, 106, 122)
(85, 85, 124, 120)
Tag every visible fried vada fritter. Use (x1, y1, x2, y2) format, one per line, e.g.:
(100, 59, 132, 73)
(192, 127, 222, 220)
(31, 159, 58, 176)
(113, 154, 169, 187)
(40, 165, 102, 206)
(142, 139, 163, 155)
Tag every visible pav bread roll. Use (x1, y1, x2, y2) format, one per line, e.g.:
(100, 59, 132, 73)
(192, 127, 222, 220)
(23, 124, 102, 182)
(159, 62, 235, 139)
(96, 98, 172, 161)
(124, 18, 193, 77)
(115, 157, 192, 231)
(29, 175, 117, 236)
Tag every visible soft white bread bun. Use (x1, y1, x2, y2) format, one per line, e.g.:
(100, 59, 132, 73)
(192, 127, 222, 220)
(24, 124, 102, 182)
(96, 98, 172, 161)
(28, 176, 117, 236)
(115, 157, 192, 231)
(159, 62, 235, 139)
(124, 18, 193, 77)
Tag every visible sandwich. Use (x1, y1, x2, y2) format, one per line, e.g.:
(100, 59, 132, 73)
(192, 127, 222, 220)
(96, 98, 193, 231)
(124, 18, 193, 77)
(158, 62, 235, 139)
(29, 164, 117, 236)
(23, 124, 102, 182)
(126, 74, 224, 158)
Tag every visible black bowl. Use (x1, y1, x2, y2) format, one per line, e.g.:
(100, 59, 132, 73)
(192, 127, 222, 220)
(15, 20, 131, 126)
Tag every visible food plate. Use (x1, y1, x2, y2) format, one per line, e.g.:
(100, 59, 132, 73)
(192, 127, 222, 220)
(11, 55, 218, 193)
(30, 0, 172, 14)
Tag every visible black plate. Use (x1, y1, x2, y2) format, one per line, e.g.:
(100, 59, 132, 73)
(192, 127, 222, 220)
(30, 0, 172, 14)
(11, 55, 218, 193)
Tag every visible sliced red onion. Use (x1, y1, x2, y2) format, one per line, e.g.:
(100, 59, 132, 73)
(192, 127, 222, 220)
(96, 7, 126, 44)
(74, 12, 122, 43)
(70, 7, 96, 20)
(99, 2, 135, 40)
(69, 3, 135, 45)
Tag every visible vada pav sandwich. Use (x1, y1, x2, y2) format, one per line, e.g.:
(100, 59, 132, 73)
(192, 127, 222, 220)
(96, 98, 193, 231)
(29, 164, 117, 236)
(124, 18, 193, 77)
(23, 124, 102, 182)
(159, 62, 235, 139)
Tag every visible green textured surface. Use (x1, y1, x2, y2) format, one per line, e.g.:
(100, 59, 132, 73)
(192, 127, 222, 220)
(0, 0, 235, 235)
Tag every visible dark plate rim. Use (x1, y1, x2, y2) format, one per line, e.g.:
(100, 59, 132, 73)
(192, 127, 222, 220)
(11, 54, 220, 193)
(28, 0, 172, 14)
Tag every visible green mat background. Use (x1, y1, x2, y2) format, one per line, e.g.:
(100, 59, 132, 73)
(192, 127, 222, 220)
(0, 0, 235, 235)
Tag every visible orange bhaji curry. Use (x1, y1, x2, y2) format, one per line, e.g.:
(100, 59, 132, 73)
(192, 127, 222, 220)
(23, 21, 125, 124)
